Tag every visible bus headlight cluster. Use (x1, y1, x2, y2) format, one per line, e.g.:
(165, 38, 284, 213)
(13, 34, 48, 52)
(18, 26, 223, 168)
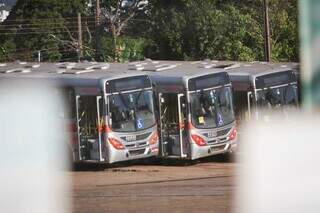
(108, 138, 125, 150)
(191, 134, 207, 146)
(149, 131, 159, 145)
(229, 128, 237, 141)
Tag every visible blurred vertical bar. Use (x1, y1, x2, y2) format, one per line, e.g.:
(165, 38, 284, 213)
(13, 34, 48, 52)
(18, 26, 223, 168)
(0, 80, 70, 213)
(300, 0, 320, 109)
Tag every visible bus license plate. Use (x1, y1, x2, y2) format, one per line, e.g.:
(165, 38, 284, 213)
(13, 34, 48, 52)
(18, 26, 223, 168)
(211, 145, 225, 152)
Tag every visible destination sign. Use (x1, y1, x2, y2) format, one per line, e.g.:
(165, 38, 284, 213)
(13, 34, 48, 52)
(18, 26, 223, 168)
(255, 71, 296, 89)
(188, 72, 230, 91)
(106, 75, 152, 93)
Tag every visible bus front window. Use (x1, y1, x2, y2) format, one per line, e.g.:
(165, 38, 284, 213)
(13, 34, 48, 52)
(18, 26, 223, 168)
(190, 87, 235, 129)
(256, 85, 298, 120)
(109, 90, 156, 132)
(256, 85, 298, 108)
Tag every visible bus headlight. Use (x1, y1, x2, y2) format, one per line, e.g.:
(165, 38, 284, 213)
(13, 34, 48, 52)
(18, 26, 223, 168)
(108, 138, 125, 150)
(149, 131, 159, 145)
(191, 134, 207, 146)
(229, 128, 237, 141)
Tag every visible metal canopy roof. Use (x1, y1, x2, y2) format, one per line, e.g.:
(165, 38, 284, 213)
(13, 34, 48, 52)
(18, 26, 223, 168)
(0, 60, 299, 90)
(0, 62, 144, 88)
(224, 61, 298, 78)
(196, 60, 241, 70)
(220, 61, 299, 91)
(56, 62, 110, 71)
(0, 62, 41, 74)
(127, 60, 231, 92)
(132, 60, 228, 78)
(128, 60, 181, 72)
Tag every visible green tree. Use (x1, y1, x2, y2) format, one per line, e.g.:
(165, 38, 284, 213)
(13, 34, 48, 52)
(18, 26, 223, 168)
(146, 0, 264, 61)
(0, 0, 299, 62)
(145, 0, 298, 62)
(0, 0, 87, 62)
(99, 0, 149, 62)
(269, 0, 298, 61)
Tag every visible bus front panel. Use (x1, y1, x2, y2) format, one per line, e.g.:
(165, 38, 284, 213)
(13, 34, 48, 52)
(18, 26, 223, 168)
(187, 73, 237, 160)
(105, 76, 159, 163)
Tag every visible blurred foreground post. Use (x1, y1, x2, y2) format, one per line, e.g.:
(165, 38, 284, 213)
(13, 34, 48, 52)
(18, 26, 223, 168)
(300, 0, 320, 109)
(0, 80, 70, 213)
(236, 1, 320, 212)
(237, 114, 320, 213)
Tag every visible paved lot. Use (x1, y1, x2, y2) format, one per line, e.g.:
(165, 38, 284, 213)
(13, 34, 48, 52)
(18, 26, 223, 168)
(71, 160, 237, 213)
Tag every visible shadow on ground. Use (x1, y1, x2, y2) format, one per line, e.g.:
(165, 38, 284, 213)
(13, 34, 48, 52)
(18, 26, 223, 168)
(72, 153, 236, 171)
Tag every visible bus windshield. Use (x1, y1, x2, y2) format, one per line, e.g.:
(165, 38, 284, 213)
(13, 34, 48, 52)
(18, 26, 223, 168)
(109, 89, 156, 132)
(190, 86, 235, 129)
(256, 84, 298, 108)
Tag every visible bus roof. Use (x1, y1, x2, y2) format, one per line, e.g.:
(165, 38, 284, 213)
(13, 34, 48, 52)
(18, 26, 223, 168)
(128, 60, 230, 85)
(0, 60, 299, 90)
(221, 61, 299, 91)
(0, 62, 147, 87)
(224, 61, 298, 79)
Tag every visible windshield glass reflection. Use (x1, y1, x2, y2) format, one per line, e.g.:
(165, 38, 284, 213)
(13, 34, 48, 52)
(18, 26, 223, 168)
(190, 87, 235, 129)
(256, 85, 298, 108)
(256, 85, 299, 119)
(109, 90, 156, 132)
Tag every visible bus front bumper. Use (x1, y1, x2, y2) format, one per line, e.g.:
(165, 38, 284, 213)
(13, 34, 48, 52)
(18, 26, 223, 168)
(190, 138, 237, 160)
(108, 145, 159, 164)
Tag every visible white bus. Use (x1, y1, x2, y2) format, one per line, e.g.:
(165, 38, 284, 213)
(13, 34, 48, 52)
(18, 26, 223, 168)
(0, 62, 159, 164)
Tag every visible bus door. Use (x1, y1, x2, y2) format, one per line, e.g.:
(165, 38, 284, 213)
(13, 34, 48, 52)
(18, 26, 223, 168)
(76, 95, 104, 161)
(159, 93, 187, 158)
(178, 94, 188, 157)
(96, 96, 104, 161)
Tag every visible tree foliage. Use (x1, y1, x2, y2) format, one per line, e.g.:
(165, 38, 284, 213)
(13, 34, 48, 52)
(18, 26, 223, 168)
(0, 0, 299, 62)
(0, 0, 87, 62)
(144, 0, 298, 62)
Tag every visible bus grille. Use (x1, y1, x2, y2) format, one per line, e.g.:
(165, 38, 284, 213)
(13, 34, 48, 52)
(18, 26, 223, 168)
(136, 132, 152, 140)
(217, 128, 231, 137)
(210, 144, 226, 152)
(125, 142, 147, 148)
(120, 132, 152, 142)
(129, 148, 146, 156)
(207, 137, 228, 144)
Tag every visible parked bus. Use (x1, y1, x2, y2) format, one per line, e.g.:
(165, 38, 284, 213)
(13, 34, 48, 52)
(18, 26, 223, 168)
(223, 61, 300, 122)
(128, 60, 238, 160)
(0, 62, 159, 164)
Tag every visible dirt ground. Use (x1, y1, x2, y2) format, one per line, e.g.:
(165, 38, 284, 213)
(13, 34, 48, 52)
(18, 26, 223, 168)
(70, 159, 237, 213)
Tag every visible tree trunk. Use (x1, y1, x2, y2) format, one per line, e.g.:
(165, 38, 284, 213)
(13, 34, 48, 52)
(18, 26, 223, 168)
(111, 25, 118, 62)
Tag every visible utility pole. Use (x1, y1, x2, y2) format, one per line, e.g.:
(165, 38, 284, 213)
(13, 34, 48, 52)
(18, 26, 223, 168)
(77, 12, 83, 62)
(95, 0, 101, 61)
(96, 0, 100, 26)
(263, 0, 271, 62)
